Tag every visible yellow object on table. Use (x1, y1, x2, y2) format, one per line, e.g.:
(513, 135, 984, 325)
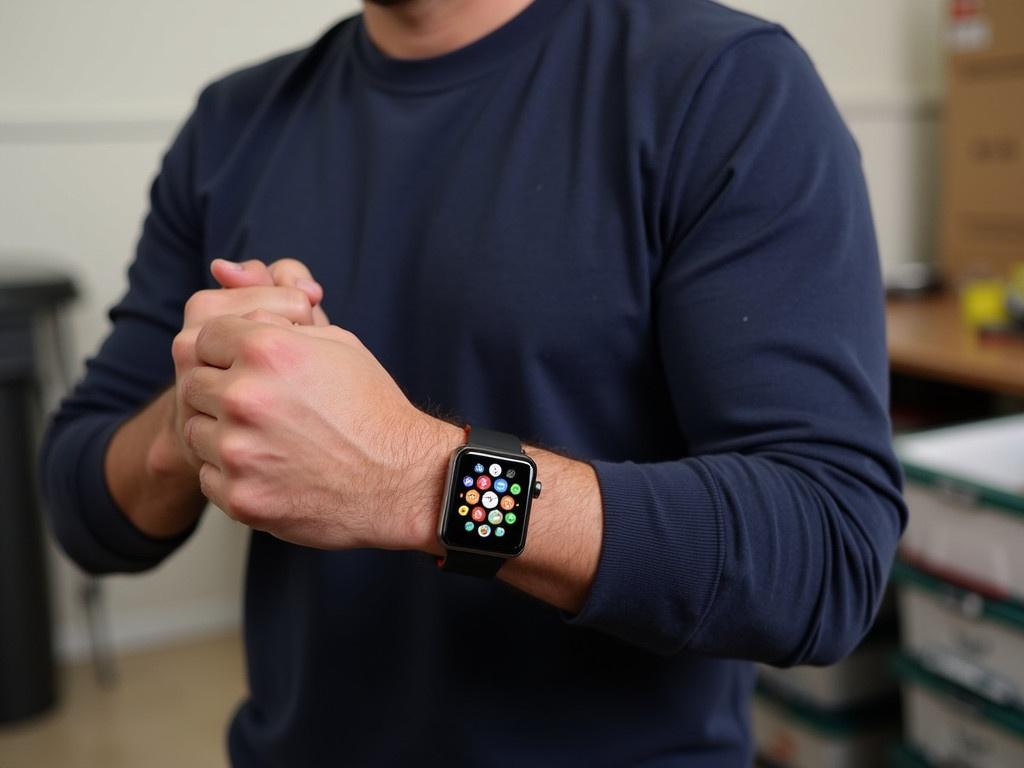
(961, 280, 1009, 329)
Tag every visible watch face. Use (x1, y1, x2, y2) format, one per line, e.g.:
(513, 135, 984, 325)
(440, 447, 535, 557)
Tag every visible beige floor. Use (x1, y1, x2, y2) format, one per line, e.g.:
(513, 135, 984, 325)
(0, 631, 246, 768)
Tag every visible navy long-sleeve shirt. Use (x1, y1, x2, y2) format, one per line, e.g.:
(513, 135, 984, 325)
(41, 1, 906, 765)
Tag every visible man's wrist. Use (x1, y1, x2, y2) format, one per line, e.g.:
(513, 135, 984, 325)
(144, 388, 196, 482)
(396, 415, 463, 555)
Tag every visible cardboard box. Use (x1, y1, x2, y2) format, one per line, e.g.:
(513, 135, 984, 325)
(940, 0, 1024, 281)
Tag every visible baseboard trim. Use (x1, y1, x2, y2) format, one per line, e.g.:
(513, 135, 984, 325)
(55, 595, 242, 663)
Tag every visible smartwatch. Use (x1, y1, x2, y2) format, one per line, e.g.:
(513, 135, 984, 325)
(436, 426, 541, 578)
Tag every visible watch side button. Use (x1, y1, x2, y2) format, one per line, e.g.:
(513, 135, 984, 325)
(532, 480, 542, 499)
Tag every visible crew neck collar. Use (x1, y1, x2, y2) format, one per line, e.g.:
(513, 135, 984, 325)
(354, 0, 568, 93)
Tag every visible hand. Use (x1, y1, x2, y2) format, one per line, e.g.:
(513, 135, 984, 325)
(210, 257, 330, 326)
(180, 311, 462, 550)
(167, 262, 322, 470)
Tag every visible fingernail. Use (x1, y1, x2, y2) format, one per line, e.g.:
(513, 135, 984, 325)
(297, 278, 321, 294)
(224, 260, 245, 271)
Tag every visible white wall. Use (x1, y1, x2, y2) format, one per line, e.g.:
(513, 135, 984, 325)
(729, 0, 947, 276)
(0, 0, 948, 660)
(0, 0, 361, 661)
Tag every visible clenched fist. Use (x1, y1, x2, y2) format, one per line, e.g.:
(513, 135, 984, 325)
(180, 311, 462, 551)
(161, 258, 327, 473)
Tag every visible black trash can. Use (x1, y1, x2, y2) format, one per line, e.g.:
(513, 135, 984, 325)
(0, 263, 75, 723)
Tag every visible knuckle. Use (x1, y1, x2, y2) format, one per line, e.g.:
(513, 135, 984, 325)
(271, 257, 308, 277)
(246, 308, 276, 324)
(183, 290, 216, 321)
(221, 381, 263, 423)
(171, 330, 194, 367)
(239, 327, 283, 365)
(282, 287, 314, 323)
(225, 485, 258, 524)
(218, 434, 251, 474)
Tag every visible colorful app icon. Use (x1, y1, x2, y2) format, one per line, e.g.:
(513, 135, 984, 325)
(462, 476, 474, 487)
(478, 525, 491, 538)
(499, 495, 515, 511)
(493, 478, 508, 493)
(476, 475, 491, 491)
(464, 521, 475, 532)
(510, 483, 522, 495)
(471, 507, 486, 522)
(465, 489, 480, 505)
(473, 463, 485, 474)
(458, 505, 469, 516)
(488, 510, 503, 525)
(488, 463, 502, 477)
(481, 491, 498, 509)
(495, 527, 505, 537)
(504, 512, 517, 525)
(506, 469, 516, 479)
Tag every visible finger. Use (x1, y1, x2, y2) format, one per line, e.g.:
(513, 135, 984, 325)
(186, 286, 316, 327)
(198, 462, 227, 509)
(181, 365, 229, 417)
(184, 413, 221, 467)
(312, 305, 330, 327)
(242, 308, 294, 328)
(195, 315, 257, 369)
(268, 258, 323, 306)
(210, 259, 274, 289)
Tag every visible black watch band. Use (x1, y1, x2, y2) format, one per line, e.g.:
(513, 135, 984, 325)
(438, 426, 524, 578)
(439, 548, 505, 578)
(465, 426, 522, 454)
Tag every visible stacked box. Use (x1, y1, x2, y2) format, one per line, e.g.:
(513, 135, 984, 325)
(758, 619, 897, 711)
(939, 0, 1024, 282)
(893, 414, 1024, 766)
(891, 653, 1024, 767)
(754, 615, 901, 767)
(752, 686, 898, 768)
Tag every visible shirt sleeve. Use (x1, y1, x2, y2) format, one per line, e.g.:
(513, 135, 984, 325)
(40, 107, 206, 575)
(566, 31, 906, 664)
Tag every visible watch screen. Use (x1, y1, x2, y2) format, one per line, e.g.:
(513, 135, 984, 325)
(440, 448, 535, 557)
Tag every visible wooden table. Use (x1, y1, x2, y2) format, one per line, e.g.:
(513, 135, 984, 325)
(887, 293, 1024, 398)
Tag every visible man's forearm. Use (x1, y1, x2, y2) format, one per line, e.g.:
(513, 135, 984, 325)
(104, 386, 206, 538)
(496, 447, 602, 613)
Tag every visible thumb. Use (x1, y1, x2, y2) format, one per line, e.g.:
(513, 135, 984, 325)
(210, 259, 274, 289)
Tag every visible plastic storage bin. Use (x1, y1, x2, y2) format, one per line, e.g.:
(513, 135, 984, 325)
(893, 654, 1024, 768)
(758, 630, 897, 711)
(896, 415, 1024, 603)
(752, 687, 898, 768)
(894, 561, 1024, 708)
